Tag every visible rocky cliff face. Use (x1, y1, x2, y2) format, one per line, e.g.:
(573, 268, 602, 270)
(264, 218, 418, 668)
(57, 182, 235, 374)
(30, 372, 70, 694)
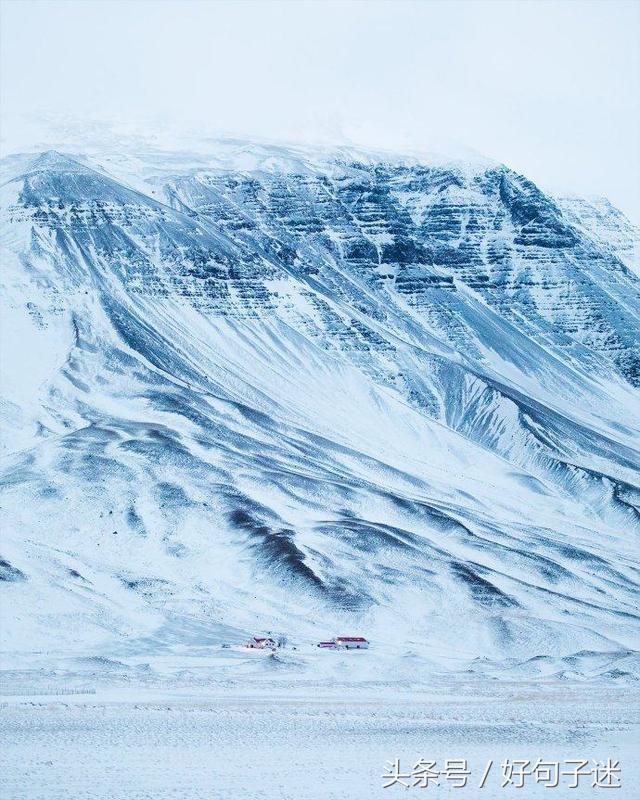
(1, 142, 639, 679)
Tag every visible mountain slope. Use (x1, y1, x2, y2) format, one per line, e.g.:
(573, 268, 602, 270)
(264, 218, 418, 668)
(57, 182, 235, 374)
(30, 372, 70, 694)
(1, 143, 639, 679)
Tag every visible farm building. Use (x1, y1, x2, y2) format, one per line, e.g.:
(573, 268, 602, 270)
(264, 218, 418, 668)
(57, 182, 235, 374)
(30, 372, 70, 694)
(245, 636, 276, 649)
(335, 636, 369, 649)
(317, 636, 369, 649)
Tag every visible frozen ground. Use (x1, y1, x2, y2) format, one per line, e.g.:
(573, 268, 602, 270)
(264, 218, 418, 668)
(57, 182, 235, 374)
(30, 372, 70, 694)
(1, 674, 638, 800)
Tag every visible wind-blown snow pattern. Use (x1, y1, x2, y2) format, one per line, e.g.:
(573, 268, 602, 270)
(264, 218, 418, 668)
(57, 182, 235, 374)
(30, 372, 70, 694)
(1, 140, 639, 681)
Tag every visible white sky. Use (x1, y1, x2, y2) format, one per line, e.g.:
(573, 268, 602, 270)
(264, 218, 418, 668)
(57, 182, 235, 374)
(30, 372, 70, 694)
(1, 0, 639, 221)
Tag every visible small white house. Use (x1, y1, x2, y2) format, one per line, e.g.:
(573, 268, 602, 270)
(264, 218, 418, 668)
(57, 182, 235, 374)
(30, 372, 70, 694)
(245, 636, 276, 649)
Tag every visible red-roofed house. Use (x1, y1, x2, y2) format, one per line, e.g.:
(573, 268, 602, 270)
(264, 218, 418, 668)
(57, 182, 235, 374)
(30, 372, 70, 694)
(335, 636, 369, 649)
(317, 636, 369, 650)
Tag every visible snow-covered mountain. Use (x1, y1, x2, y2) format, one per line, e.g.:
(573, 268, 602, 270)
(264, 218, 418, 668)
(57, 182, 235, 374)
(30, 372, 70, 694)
(1, 141, 639, 680)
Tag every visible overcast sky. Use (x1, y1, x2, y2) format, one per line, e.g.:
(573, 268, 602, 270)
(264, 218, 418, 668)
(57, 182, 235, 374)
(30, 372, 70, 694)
(1, 0, 639, 221)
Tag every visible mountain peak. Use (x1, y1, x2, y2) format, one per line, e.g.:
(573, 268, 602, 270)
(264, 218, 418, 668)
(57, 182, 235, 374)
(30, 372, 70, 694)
(27, 150, 91, 174)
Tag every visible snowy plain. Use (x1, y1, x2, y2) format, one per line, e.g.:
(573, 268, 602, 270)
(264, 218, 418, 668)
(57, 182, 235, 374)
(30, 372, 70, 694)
(1, 671, 639, 800)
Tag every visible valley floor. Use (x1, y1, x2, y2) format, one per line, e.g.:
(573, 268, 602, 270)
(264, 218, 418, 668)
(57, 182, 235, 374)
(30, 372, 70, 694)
(1, 678, 638, 799)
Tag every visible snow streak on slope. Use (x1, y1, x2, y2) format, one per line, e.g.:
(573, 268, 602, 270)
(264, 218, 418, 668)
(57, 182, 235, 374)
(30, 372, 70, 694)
(1, 142, 639, 680)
